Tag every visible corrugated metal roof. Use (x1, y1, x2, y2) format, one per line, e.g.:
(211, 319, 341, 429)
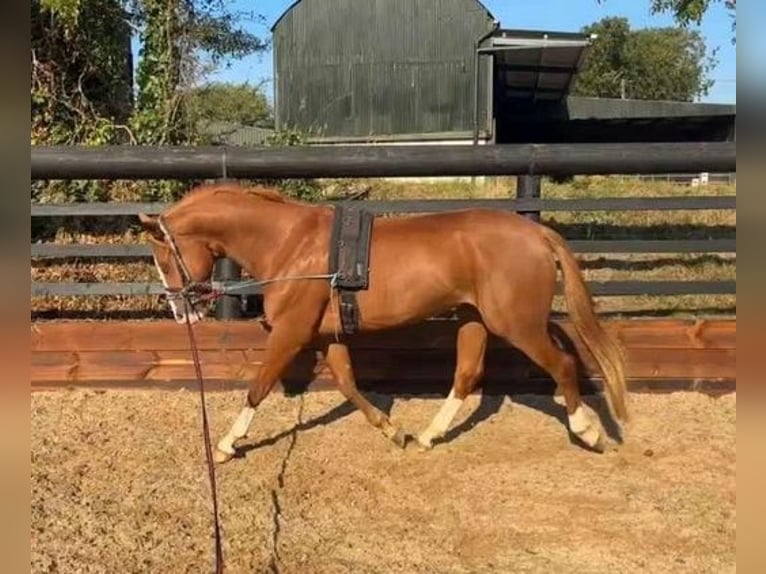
(482, 29, 594, 102)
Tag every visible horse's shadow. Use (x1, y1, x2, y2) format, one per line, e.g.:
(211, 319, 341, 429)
(235, 385, 620, 460)
(234, 324, 623, 459)
(235, 392, 395, 459)
(439, 389, 622, 453)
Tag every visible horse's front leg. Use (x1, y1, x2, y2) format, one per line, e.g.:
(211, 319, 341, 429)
(324, 342, 407, 447)
(214, 321, 316, 464)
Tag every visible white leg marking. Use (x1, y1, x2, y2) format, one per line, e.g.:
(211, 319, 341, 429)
(568, 406, 602, 448)
(417, 389, 465, 448)
(217, 406, 255, 456)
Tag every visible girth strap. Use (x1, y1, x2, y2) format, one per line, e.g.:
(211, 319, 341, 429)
(328, 203, 375, 335)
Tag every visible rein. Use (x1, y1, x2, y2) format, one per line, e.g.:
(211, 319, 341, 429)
(166, 273, 340, 307)
(158, 216, 224, 574)
(155, 216, 340, 573)
(184, 305, 224, 574)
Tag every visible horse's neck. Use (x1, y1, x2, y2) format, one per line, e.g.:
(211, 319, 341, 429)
(212, 198, 310, 280)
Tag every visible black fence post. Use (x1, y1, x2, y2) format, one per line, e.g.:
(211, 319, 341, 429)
(211, 165, 243, 320)
(516, 175, 541, 222)
(213, 257, 242, 320)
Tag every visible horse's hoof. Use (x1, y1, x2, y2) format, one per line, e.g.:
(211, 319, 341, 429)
(572, 426, 605, 453)
(569, 406, 606, 453)
(414, 434, 433, 451)
(384, 426, 408, 448)
(213, 448, 234, 464)
(592, 433, 606, 453)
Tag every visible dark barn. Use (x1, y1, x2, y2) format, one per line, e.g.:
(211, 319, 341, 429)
(272, 0, 497, 141)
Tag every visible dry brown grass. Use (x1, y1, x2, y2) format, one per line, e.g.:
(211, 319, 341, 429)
(31, 176, 736, 319)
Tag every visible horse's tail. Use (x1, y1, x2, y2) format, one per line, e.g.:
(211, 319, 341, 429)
(540, 226, 629, 423)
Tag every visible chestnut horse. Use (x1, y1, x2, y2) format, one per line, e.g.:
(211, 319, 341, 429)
(138, 183, 628, 463)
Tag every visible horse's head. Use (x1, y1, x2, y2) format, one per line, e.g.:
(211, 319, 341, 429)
(138, 212, 217, 324)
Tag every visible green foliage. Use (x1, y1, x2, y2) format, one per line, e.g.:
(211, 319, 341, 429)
(38, 0, 82, 29)
(572, 17, 717, 101)
(650, 0, 737, 42)
(255, 129, 324, 202)
(265, 129, 308, 148)
(649, 0, 711, 25)
(597, 0, 736, 43)
(32, 0, 269, 205)
(186, 82, 272, 129)
(183, 5, 268, 65)
(131, 0, 185, 146)
(32, 0, 135, 203)
(572, 17, 631, 99)
(32, 0, 133, 145)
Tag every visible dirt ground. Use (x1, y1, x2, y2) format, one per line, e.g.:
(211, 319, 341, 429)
(31, 388, 736, 574)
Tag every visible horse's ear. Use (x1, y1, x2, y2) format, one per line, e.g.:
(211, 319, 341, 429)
(138, 213, 163, 241)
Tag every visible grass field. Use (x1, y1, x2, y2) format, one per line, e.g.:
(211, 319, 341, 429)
(31, 175, 736, 319)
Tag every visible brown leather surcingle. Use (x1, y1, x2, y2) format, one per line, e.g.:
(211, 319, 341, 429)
(328, 203, 375, 335)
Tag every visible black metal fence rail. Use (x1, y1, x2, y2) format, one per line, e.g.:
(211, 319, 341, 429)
(30, 195, 736, 217)
(31, 142, 736, 180)
(30, 280, 737, 298)
(30, 239, 738, 259)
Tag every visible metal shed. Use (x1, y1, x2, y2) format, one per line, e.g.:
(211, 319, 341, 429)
(272, 0, 498, 142)
(476, 28, 735, 143)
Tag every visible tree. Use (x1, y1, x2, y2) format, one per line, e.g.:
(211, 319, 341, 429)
(32, 0, 269, 202)
(32, 0, 268, 147)
(31, 0, 134, 145)
(185, 82, 272, 128)
(571, 17, 717, 101)
(597, 0, 736, 43)
(127, 0, 268, 145)
(648, 0, 735, 28)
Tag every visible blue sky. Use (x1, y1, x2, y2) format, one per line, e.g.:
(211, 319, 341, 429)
(201, 0, 736, 104)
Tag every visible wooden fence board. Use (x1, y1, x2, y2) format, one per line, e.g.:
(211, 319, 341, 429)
(74, 351, 158, 381)
(605, 319, 736, 350)
(30, 319, 736, 393)
(30, 347, 735, 387)
(31, 352, 78, 382)
(31, 319, 736, 352)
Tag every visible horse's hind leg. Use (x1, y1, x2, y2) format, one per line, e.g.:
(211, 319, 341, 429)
(415, 313, 487, 450)
(498, 324, 605, 451)
(324, 342, 407, 448)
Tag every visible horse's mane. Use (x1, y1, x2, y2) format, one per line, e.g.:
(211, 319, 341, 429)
(243, 186, 290, 203)
(171, 183, 293, 212)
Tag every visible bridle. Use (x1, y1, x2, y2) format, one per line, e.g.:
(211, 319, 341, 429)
(156, 215, 220, 308)
(157, 215, 194, 288)
(156, 214, 224, 574)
